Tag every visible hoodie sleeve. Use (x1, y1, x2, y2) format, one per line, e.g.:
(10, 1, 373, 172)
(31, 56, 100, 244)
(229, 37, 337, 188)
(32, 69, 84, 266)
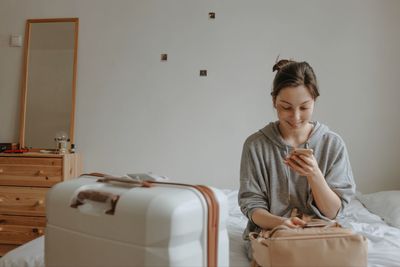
(238, 140, 270, 224)
(309, 136, 356, 219)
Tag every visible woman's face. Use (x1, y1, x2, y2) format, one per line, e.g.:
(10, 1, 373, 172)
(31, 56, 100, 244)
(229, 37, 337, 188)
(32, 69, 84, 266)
(274, 85, 315, 131)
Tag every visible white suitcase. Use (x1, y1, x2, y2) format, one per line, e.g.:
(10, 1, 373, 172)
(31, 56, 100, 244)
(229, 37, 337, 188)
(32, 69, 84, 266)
(45, 174, 229, 267)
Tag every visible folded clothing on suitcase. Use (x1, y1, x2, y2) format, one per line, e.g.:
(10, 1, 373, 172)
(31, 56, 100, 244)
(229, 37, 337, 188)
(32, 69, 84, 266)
(45, 174, 229, 267)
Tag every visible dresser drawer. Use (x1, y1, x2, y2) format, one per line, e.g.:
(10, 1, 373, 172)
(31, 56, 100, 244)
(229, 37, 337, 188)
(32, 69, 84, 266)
(0, 214, 46, 227)
(0, 186, 47, 216)
(0, 221, 44, 245)
(0, 157, 62, 187)
(0, 215, 45, 255)
(0, 215, 45, 245)
(0, 157, 62, 166)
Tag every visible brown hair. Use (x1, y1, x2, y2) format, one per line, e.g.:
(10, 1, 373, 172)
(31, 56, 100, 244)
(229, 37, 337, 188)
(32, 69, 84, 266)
(271, 59, 319, 101)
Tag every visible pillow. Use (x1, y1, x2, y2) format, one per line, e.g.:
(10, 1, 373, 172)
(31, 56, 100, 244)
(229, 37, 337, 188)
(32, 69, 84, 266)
(357, 190, 400, 228)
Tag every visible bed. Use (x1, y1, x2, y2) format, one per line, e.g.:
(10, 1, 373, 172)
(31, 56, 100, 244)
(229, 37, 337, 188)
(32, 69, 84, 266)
(1, 190, 400, 267)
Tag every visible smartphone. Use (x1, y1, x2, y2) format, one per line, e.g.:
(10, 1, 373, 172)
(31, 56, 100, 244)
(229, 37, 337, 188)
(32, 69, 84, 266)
(292, 148, 313, 156)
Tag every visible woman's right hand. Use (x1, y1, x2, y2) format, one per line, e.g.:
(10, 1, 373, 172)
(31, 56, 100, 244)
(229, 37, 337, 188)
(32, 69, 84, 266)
(251, 208, 307, 230)
(282, 217, 306, 228)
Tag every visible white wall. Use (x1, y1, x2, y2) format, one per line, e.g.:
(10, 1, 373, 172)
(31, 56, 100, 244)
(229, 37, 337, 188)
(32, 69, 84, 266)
(1, 0, 400, 193)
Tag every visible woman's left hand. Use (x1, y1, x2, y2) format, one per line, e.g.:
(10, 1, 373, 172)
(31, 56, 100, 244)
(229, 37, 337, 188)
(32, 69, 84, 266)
(284, 153, 322, 178)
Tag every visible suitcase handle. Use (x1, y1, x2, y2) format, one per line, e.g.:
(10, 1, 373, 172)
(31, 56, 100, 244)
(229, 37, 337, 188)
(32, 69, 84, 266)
(81, 173, 152, 188)
(97, 176, 152, 188)
(70, 189, 120, 215)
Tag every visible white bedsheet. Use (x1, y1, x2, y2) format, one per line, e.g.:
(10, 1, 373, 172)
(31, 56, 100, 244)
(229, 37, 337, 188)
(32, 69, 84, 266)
(1, 190, 400, 267)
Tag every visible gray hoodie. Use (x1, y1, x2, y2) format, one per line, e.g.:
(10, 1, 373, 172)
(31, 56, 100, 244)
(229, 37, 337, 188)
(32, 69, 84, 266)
(238, 121, 355, 240)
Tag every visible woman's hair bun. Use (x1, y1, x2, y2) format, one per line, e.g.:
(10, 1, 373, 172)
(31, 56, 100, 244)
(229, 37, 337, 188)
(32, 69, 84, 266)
(271, 58, 319, 100)
(272, 59, 295, 72)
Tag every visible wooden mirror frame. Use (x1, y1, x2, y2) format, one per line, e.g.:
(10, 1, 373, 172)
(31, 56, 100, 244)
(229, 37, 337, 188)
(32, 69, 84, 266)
(19, 18, 79, 150)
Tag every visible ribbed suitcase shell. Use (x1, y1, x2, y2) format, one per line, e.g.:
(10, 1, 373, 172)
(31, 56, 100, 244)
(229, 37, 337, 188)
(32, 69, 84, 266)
(45, 175, 229, 267)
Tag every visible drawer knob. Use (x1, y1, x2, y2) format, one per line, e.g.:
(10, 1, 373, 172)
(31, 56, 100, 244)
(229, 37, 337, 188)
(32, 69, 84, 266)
(32, 228, 44, 235)
(37, 170, 45, 175)
(0, 168, 3, 173)
(34, 199, 44, 206)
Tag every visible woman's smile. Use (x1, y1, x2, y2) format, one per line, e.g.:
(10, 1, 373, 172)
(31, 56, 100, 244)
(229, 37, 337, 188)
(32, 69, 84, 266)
(287, 121, 303, 128)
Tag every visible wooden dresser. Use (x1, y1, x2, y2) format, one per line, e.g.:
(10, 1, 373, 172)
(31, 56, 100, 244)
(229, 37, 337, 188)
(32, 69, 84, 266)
(0, 152, 82, 255)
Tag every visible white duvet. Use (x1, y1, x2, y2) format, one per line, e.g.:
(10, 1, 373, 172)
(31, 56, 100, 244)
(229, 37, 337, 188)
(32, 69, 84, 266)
(336, 197, 400, 267)
(1, 190, 400, 267)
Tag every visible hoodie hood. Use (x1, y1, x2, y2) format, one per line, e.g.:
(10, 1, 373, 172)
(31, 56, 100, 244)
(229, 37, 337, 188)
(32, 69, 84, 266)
(259, 121, 329, 149)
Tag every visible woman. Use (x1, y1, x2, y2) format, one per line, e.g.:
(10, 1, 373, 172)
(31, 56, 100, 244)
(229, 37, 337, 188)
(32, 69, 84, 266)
(238, 59, 355, 259)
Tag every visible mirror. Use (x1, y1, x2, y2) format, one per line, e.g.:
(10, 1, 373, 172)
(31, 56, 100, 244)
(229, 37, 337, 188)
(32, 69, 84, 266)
(19, 18, 79, 150)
